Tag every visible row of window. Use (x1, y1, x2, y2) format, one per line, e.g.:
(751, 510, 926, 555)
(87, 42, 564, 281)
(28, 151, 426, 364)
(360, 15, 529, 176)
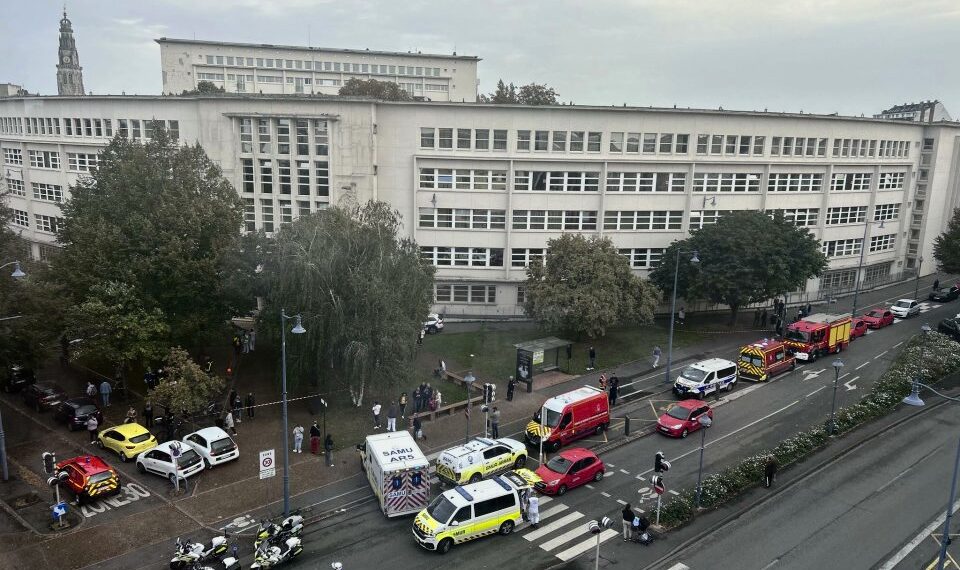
(434, 283, 497, 304)
(606, 172, 686, 192)
(239, 118, 329, 156)
(418, 168, 508, 191)
(242, 198, 330, 233)
(417, 128, 916, 159)
(240, 159, 330, 197)
(509, 247, 668, 269)
(419, 247, 505, 267)
(0, 117, 179, 140)
(10, 210, 62, 233)
(417, 208, 506, 229)
(202, 55, 444, 77)
(511, 210, 599, 230)
(3, 149, 103, 173)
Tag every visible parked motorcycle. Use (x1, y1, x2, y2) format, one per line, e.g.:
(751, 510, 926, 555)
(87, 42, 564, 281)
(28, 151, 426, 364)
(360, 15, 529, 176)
(170, 535, 230, 569)
(253, 513, 303, 548)
(251, 536, 303, 569)
(186, 558, 240, 570)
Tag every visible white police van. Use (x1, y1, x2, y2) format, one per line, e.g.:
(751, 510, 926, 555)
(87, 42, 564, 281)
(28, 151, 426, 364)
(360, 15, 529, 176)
(673, 358, 738, 398)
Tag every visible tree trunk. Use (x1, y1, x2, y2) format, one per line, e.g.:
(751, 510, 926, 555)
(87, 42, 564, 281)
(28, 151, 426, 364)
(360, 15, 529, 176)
(349, 381, 365, 407)
(728, 304, 740, 328)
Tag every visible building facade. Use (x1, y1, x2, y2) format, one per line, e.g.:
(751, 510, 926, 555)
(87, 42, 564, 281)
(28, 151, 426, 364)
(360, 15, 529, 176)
(875, 100, 951, 123)
(2, 95, 958, 316)
(55, 11, 85, 96)
(157, 38, 480, 102)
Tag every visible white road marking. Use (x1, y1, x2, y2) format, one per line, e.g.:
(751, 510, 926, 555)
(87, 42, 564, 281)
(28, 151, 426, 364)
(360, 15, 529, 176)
(668, 489, 680, 495)
(806, 386, 826, 398)
(874, 350, 888, 359)
(523, 512, 584, 541)
(619, 469, 630, 475)
(666, 565, 690, 570)
(802, 368, 827, 381)
(603, 471, 614, 478)
(601, 492, 611, 498)
(892, 341, 904, 348)
(606, 463, 615, 468)
(541, 524, 592, 551)
(585, 484, 594, 489)
(877, 497, 960, 570)
(539, 496, 553, 505)
(616, 499, 627, 505)
(844, 376, 859, 391)
(855, 362, 869, 371)
(555, 529, 618, 561)
(537, 503, 568, 521)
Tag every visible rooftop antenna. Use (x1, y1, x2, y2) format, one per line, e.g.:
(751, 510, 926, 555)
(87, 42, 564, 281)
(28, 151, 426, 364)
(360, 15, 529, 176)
(307, 24, 311, 48)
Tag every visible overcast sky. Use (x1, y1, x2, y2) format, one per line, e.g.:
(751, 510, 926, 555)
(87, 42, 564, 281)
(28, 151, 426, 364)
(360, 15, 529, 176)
(3, 0, 958, 117)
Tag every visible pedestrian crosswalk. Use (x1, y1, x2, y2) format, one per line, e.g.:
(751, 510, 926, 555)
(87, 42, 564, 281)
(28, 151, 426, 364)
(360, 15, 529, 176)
(515, 495, 621, 562)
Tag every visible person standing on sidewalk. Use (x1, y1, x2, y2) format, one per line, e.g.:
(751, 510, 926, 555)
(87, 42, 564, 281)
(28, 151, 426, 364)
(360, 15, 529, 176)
(224, 411, 236, 436)
(248, 329, 256, 352)
(413, 385, 422, 414)
(652, 345, 661, 368)
(143, 400, 154, 428)
(598, 373, 607, 391)
(506, 376, 516, 402)
(678, 307, 686, 326)
(124, 406, 137, 424)
(933, 278, 940, 290)
(99, 380, 112, 407)
(245, 392, 256, 419)
(588, 346, 597, 371)
(527, 494, 540, 529)
(490, 407, 501, 438)
(86, 414, 99, 445)
(399, 392, 408, 419)
(621, 503, 635, 541)
(417, 329, 424, 345)
(310, 421, 321, 454)
(324, 434, 335, 467)
(232, 394, 243, 424)
(386, 401, 398, 432)
(86, 382, 97, 399)
(292, 424, 304, 453)
(764, 455, 778, 487)
(372, 401, 382, 429)
(608, 376, 619, 406)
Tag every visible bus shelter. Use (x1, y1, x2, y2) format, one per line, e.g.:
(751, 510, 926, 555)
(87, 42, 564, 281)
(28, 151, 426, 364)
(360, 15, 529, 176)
(514, 337, 573, 392)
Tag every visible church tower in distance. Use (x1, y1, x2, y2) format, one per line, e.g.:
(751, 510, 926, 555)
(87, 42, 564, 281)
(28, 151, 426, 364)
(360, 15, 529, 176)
(56, 9, 85, 96)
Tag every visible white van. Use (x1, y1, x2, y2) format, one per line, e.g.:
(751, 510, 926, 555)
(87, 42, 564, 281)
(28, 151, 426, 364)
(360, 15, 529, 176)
(412, 470, 531, 554)
(358, 431, 430, 517)
(673, 358, 738, 398)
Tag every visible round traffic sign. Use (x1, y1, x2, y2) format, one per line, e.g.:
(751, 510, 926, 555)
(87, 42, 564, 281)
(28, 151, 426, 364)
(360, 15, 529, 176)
(262, 457, 273, 468)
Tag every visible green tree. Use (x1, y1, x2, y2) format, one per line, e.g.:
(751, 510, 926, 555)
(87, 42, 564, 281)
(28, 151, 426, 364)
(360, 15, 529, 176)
(64, 282, 169, 379)
(181, 81, 225, 95)
(51, 124, 244, 346)
(650, 211, 827, 325)
(263, 202, 435, 405)
(148, 347, 225, 416)
(338, 78, 412, 101)
(220, 229, 272, 318)
(933, 208, 960, 273)
(517, 82, 559, 105)
(487, 79, 519, 103)
(524, 234, 661, 338)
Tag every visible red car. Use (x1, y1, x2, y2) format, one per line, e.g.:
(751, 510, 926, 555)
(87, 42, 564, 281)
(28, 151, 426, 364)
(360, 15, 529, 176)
(657, 400, 713, 438)
(860, 308, 894, 329)
(850, 318, 868, 340)
(533, 447, 604, 495)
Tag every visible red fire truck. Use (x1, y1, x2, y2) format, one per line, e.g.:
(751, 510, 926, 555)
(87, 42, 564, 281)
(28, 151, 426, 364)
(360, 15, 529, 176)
(784, 313, 852, 362)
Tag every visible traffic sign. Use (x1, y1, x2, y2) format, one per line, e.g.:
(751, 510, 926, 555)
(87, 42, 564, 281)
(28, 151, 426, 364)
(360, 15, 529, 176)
(52, 502, 67, 519)
(170, 441, 182, 458)
(652, 475, 665, 495)
(259, 449, 275, 479)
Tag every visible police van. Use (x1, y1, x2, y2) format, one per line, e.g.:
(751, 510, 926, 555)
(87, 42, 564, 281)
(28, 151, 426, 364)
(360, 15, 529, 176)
(673, 358, 738, 398)
(412, 470, 532, 554)
(435, 437, 527, 486)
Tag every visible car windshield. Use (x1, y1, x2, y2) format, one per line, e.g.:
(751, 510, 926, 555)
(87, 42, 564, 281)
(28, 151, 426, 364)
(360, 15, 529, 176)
(666, 405, 691, 420)
(426, 496, 457, 523)
(545, 456, 573, 474)
(534, 408, 563, 428)
(76, 405, 97, 416)
(867, 310, 883, 318)
(129, 432, 152, 444)
(680, 367, 707, 382)
(785, 329, 810, 342)
(739, 354, 762, 367)
(88, 472, 114, 484)
(211, 437, 235, 454)
(895, 301, 911, 308)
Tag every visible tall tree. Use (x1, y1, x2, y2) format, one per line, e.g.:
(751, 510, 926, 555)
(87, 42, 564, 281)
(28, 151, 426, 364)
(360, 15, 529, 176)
(933, 208, 960, 273)
(64, 282, 169, 378)
(517, 83, 559, 105)
(338, 78, 412, 101)
(524, 234, 661, 338)
(488, 79, 519, 103)
(181, 81, 225, 95)
(148, 347, 225, 417)
(51, 124, 245, 347)
(263, 203, 434, 405)
(650, 211, 827, 325)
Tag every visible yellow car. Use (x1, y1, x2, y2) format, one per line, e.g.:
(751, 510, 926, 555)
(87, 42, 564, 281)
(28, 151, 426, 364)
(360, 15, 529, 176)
(435, 437, 527, 486)
(97, 423, 157, 462)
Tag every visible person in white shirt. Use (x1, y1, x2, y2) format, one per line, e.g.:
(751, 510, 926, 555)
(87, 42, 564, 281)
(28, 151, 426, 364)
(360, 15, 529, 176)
(372, 401, 382, 429)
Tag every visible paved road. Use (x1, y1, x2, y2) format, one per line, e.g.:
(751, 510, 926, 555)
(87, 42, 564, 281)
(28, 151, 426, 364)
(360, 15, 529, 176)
(650, 400, 960, 570)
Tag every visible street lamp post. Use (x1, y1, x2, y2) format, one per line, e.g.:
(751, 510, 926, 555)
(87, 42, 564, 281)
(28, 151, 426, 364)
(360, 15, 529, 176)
(694, 414, 713, 508)
(463, 367, 475, 445)
(665, 249, 699, 383)
(587, 516, 613, 570)
(829, 359, 844, 434)
(850, 220, 884, 317)
(0, 261, 25, 279)
(280, 310, 306, 516)
(904, 324, 933, 407)
(915, 256, 924, 300)
(0, 261, 26, 482)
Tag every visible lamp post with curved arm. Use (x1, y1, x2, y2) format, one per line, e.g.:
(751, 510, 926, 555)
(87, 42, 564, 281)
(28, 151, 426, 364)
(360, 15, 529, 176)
(664, 249, 699, 384)
(279, 310, 305, 516)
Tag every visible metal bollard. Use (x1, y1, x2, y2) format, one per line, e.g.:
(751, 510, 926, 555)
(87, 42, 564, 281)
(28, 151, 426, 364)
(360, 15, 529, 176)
(624, 416, 631, 436)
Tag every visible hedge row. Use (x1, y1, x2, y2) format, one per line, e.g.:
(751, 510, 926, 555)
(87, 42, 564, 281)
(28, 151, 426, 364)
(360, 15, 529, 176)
(656, 332, 960, 528)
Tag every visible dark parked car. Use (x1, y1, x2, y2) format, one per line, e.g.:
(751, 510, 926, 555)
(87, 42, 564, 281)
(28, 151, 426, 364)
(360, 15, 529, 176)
(2, 365, 36, 393)
(54, 397, 104, 431)
(22, 382, 68, 412)
(938, 318, 960, 341)
(929, 286, 960, 302)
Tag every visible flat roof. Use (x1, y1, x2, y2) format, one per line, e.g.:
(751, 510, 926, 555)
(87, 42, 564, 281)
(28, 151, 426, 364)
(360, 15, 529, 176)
(155, 37, 480, 61)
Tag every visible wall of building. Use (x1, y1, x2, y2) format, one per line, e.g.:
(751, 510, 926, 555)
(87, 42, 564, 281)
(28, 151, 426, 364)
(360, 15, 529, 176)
(2, 96, 958, 316)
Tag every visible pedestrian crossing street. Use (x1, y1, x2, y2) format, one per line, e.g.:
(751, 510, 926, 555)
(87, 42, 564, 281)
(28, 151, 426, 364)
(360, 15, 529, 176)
(514, 495, 620, 562)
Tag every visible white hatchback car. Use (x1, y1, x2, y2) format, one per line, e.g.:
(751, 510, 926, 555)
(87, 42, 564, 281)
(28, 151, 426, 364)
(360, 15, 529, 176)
(424, 313, 444, 334)
(182, 427, 240, 468)
(890, 299, 920, 319)
(136, 440, 204, 482)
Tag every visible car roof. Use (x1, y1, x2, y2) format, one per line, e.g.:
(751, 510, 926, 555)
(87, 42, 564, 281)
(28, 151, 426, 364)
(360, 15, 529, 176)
(688, 358, 735, 372)
(65, 397, 97, 407)
(110, 423, 150, 437)
(556, 447, 597, 461)
(441, 474, 521, 506)
(895, 298, 916, 303)
(189, 426, 231, 440)
(154, 440, 191, 453)
(673, 399, 708, 410)
(58, 455, 111, 474)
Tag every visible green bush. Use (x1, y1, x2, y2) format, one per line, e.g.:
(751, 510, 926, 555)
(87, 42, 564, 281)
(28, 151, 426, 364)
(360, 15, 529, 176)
(654, 331, 960, 529)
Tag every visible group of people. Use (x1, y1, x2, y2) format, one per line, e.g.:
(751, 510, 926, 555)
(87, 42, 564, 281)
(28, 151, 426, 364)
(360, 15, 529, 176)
(231, 329, 256, 356)
(598, 374, 621, 406)
(520, 488, 540, 528)
(292, 421, 335, 466)
(86, 380, 113, 407)
(412, 383, 441, 414)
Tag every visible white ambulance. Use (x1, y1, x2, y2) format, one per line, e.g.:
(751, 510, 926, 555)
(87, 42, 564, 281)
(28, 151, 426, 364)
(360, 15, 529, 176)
(435, 437, 528, 486)
(358, 431, 430, 517)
